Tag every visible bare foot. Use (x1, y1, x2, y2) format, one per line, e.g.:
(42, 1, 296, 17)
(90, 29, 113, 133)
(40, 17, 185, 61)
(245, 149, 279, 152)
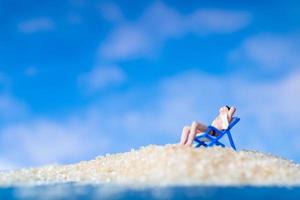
(211, 106, 236, 131)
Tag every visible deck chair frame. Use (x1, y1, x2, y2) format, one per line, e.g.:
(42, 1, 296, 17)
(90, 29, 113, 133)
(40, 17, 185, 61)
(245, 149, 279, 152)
(193, 117, 240, 150)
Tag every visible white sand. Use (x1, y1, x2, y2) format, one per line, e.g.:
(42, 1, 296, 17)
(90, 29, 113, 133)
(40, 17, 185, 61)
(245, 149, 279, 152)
(1, 145, 300, 186)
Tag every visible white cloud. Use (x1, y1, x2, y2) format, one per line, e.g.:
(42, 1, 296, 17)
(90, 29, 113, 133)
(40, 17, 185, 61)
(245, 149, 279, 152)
(0, 73, 27, 121)
(0, 159, 18, 171)
(101, 70, 300, 159)
(99, 2, 123, 23)
(100, 26, 152, 60)
(0, 114, 111, 167)
(188, 9, 251, 34)
(1, 70, 300, 169)
(18, 17, 55, 33)
(78, 65, 126, 92)
(81, 69, 300, 158)
(229, 33, 300, 70)
(0, 94, 28, 120)
(158, 71, 300, 157)
(99, 2, 251, 60)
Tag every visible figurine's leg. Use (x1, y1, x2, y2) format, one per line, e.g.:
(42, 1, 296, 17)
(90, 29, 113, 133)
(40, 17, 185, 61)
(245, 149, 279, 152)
(180, 122, 208, 146)
(185, 121, 208, 146)
(180, 126, 190, 145)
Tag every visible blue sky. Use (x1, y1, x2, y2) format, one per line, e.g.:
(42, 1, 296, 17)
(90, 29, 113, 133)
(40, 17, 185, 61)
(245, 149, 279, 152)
(0, 0, 300, 169)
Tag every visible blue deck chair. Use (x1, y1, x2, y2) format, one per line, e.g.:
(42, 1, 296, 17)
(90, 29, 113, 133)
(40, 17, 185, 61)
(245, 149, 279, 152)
(193, 117, 240, 150)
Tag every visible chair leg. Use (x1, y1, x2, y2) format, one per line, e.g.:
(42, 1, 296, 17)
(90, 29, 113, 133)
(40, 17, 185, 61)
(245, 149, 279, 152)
(226, 131, 236, 150)
(194, 143, 201, 148)
(215, 141, 225, 147)
(193, 139, 208, 148)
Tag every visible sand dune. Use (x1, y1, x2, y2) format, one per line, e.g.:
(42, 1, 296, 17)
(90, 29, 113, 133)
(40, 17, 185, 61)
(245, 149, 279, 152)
(1, 145, 300, 186)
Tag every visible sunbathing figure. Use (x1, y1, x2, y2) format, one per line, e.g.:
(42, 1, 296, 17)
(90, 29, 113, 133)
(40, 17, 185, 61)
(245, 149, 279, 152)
(180, 106, 236, 147)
